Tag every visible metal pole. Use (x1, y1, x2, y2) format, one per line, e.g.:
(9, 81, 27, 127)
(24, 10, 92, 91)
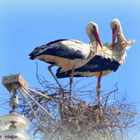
(21, 88, 55, 120)
(18, 88, 46, 133)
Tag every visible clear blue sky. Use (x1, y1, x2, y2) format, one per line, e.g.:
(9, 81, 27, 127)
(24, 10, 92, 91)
(0, 0, 140, 139)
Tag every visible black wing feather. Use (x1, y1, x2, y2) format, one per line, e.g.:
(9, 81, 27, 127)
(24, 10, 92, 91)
(56, 56, 120, 78)
(29, 39, 85, 60)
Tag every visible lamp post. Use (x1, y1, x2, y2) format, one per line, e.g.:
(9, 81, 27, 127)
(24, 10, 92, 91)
(0, 74, 32, 140)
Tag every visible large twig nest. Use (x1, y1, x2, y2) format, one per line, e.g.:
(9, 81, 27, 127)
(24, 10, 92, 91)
(16, 70, 137, 140)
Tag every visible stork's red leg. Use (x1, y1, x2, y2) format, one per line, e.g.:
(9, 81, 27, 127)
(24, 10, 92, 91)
(48, 65, 64, 96)
(97, 71, 102, 90)
(69, 67, 75, 100)
(96, 71, 102, 105)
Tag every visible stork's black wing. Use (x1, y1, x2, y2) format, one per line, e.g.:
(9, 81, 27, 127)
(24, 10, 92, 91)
(56, 55, 120, 78)
(29, 39, 87, 60)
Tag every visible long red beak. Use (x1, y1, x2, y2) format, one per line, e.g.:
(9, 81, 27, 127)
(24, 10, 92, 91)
(112, 28, 119, 48)
(93, 29, 102, 49)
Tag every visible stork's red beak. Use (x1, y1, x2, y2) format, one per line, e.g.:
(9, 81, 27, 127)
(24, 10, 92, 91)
(112, 28, 119, 48)
(93, 29, 102, 49)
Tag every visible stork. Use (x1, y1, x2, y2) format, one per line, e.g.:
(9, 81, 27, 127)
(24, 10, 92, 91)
(56, 19, 135, 102)
(29, 22, 102, 97)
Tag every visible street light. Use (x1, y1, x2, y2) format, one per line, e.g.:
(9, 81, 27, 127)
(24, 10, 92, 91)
(0, 74, 32, 140)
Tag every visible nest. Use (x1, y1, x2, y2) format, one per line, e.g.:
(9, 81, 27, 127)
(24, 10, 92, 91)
(56, 95, 135, 140)
(14, 68, 137, 140)
(16, 81, 136, 140)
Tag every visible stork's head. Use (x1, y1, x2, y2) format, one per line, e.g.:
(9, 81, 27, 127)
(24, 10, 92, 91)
(110, 19, 122, 48)
(86, 22, 102, 48)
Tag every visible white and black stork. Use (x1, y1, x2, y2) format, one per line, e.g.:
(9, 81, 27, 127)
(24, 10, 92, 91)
(29, 22, 102, 96)
(56, 19, 135, 100)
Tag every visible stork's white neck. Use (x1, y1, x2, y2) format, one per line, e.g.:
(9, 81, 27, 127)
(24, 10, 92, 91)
(88, 32, 97, 43)
(117, 30, 127, 43)
(114, 25, 135, 64)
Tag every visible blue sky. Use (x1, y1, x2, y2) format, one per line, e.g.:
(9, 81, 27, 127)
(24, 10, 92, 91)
(0, 0, 140, 139)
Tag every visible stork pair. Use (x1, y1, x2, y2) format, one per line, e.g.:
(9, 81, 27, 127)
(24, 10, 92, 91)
(29, 19, 135, 99)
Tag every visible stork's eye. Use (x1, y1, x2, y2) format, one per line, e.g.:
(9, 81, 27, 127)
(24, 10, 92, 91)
(93, 25, 96, 29)
(114, 24, 117, 28)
